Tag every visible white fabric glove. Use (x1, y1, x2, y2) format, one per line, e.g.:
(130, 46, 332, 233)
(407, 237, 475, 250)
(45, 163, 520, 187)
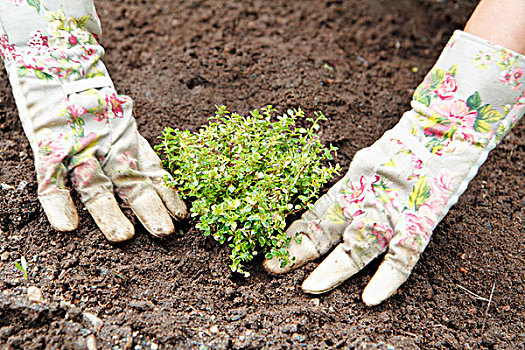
(0, 1, 187, 242)
(264, 31, 525, 305)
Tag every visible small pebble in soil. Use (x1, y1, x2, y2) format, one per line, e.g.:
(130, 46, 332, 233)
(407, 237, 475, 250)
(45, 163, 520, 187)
(291, 333, 306, 343)
(60, 300, 73, 308)
(0, 183, 14, 190)
(229, 314, 243, 322)
(209, 325, 219, 334)
(280, 322, 299, 334)
(309, 298, 320, 307)
(83, 312, 103, 332)
(17, 180, 27, 190)
(86, 335, 97, 350)
(130, 301, 154, 311)
(356, 55, 369, 66)
(27, 286, 44, 303)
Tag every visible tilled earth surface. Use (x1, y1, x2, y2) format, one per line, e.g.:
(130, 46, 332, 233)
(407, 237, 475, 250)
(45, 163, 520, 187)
(1, 0, 524, 349)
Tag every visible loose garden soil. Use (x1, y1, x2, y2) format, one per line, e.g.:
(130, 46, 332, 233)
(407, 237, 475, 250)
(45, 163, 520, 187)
(1, 0, 524, 349)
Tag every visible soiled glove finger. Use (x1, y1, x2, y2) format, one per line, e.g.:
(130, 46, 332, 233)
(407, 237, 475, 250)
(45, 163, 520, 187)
(39, 190, 79, 232)
(94, 106, 176, 238)
(83, 192, 135, 243)
(263, 177, 348, 274)
(8, 70, 79, 232)
(68, 151, 134, 242)
(127, 188, 175, 238)
(136, 135, 187, 220)
(302, 210, 430, 305)
(34, 153, 78, 231)
(361, 211, 432, 306)
(301, 213, 391, 294)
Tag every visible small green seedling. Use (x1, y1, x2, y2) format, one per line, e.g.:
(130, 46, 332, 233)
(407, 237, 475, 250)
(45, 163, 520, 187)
(14, 256, 28, 280)
(156, 106, 340, 275)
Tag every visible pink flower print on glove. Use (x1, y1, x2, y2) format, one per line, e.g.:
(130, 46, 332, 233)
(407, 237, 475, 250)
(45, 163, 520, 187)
(370, 223, 393, 249)
(28, 31, 50, 50)
(119, 150, 137, 170)
(514, 90, 525, 110)
(395, 210, 434, 252)
(72, 157, 97, 188)
(428, 172, 458, 212)
(430, 99, 478, 130)
(435, 73, 458, 100)
(66, 104, 88, 122)
(94, 93, 128, 125)
(341, 176, 369, 219)
(38, 132, 70, 166)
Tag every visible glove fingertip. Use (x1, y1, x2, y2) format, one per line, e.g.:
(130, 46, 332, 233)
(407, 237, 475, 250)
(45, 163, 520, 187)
(84, 192, 135, 243)
(39, 192, 79, 232)
(156, 185, 188, 221)
(362, 258, 411, 306)
(263, 234, 319, 275)
(129, 188, 175, 239)
(301, 244, 359, 294)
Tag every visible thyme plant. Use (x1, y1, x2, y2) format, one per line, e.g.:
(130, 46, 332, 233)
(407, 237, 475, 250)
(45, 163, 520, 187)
(156, 106, 340, 275)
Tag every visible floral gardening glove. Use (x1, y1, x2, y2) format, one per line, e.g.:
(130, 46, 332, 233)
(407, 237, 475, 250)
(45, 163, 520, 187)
(264, 31, 525, 305)
(0, 0, 187, 242)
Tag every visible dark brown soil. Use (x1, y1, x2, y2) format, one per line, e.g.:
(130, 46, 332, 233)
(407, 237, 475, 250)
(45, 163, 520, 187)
(1, 0, 524, 349)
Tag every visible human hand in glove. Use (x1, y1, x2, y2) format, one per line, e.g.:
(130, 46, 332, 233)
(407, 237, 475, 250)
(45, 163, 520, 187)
(264, 27, 525, 305)
(0, 1, 187, 242)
